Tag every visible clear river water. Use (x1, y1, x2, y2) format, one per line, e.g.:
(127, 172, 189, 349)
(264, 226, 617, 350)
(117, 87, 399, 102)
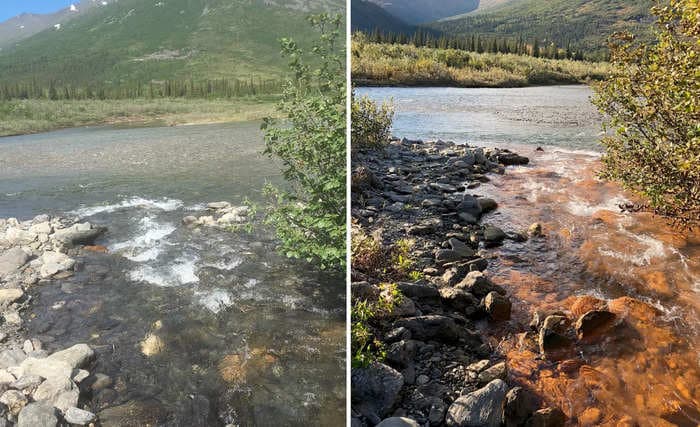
(0, 121, 345, 426)
(358, 85, 700, 427)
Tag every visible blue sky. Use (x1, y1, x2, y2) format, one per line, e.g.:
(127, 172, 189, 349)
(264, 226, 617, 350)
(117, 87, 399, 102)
(0, 0, 72, 23)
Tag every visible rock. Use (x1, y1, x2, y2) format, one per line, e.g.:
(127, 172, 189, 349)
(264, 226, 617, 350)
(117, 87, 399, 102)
(386, 340, 418, 368)
(385, 327, 412, 344)
(377, 417, 420, 427)
(477, 198, 498, 213)
(458, 213, 479, 225)
(0, 288, 24, 306)
(429, 399, 448, 426)
(484, 292, 512, 321)
(352, 282, 380, 301)
(0, 349, 27, 369)
(430, 183, 457, 193)
(72, 370, 89, 383)
(439, 288, 479, 317)
(89, 373, 112, 391)
(32, 376, 79, 411)
(396, 282, 440, 303)
(538, 316, 572, 355)
(495, 152, 529, 166)
(47, 344, 94, 369)
(39, 251, 75, 278)
(217, 212, 245, 225)
(207, 201, 230, 210)
(29, 222, 52, 234)
(504, 387, 540, 427)
(352, 166, 383, 190)
(0, 248, 30, 277)
(0, 389, 28, 415)
(525, 407, 566, 427)
(527, 223, 543, 237)
(3, 311, 22, 325)
(394, 316, 462, 343)
(445, 379, 509, 427)
(19, 357, 72, 381)
(570, 296, 607, 317)
(477, 362, 507, 384)
(64, 407, 96, 425)
(52, 223, 105, 246)
(416, 374, 430, 385)
(351, 363, 404, 419)
(574, 310, 617, 340)
(608, 296, 660, 323)
(97, 399, 169, 427)
(457, 196, 482, 218)
(579, 407, 602, 426)
(4, 228, 37, 245)
(17, 402, 57, 427)
(182, 216, 198, 225)
(0, 370, 15, 384)
(11, 375, 42, 391)
(448, 238, 476, 258)
(140, 333, 165, 356)
(483, 226, 506, 247)
(436, 249, 465, 264)
(456, 271, 505, 298)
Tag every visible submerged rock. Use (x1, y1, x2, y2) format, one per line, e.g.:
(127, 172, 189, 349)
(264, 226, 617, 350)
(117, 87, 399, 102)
(484, 291, 511, 321)
(574, 310, 617, 340)
(52, 222, 105, 246)
(538, 315, 572, 356)
(504, 387, 539, 427)
(525, 407, 566, 427)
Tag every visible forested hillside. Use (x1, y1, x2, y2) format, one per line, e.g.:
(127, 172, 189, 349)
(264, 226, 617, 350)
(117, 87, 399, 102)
(434, 0, 654, 60)
(351, 0, 414, 34)
(367, 0, 479, 24)
(0, 0, 342, 99)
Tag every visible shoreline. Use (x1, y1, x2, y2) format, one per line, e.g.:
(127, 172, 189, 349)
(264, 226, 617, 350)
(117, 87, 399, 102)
(0, 98, 280, 138)
(352, 79, 593, 89)
(349, 137, 649, 426)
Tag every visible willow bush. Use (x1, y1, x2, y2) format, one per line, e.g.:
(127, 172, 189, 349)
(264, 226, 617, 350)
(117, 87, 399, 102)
(262, 14, 346, 270)
(593, 0, 699, 227)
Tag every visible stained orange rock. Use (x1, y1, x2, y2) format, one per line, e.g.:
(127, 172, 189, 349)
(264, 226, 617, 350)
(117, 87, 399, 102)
(579, 407, 603, 426)
(607, 297, 660, 323)
(592, 209, 622, 226)
(641, 271, 673, 297)
(219, 353, 246, 384)
(84, 245, 108, 253)
(570, 295, 607, 316)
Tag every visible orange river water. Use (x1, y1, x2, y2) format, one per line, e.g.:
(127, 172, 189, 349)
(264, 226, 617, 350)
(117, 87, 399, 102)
(477, 145, 700, 427)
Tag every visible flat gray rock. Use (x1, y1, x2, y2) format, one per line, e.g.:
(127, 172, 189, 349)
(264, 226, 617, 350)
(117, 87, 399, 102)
(446, 379, 509, 427)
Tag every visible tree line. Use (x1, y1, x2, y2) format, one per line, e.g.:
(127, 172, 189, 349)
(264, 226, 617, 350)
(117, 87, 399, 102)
(362, 28, 588, 61)
(0, 77, 282, 101)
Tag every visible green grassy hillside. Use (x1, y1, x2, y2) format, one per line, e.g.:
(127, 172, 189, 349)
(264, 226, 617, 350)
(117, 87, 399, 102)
(0, 0, 342, 87)
(434, 0, 653, 59)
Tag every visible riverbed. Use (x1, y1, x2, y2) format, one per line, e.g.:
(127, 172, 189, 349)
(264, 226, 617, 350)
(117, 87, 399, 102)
(0, 121, 346, 426)
(358, 85, 700, 426)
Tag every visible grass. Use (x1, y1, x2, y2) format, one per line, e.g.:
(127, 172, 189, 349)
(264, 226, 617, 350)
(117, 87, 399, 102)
(0, 97, 280, 137)
(352, 40, 613, 87)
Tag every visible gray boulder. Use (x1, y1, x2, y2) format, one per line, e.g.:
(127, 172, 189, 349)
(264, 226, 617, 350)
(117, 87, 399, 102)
(394, 315, 463, 343)
(0, 248, 30, 278)
(446, 379, 509, 427)
(17, 402, 57, 427)
(351, 363, 404, 420)
(377, 417, 420, 427)
(52, 223, 105, 246)
(64, 407, 96, 425)
(47, 344, 94, 369)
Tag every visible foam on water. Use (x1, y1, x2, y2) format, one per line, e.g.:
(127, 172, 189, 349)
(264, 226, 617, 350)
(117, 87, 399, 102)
(109, 216, 176, 262)
(566, 195, 629, 217)
(197, 289, 234, 313)
(72, 197, 184, 217)
(130, 258, 199, 287)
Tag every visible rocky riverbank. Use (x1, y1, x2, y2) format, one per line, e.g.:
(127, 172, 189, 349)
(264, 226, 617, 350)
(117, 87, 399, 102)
(0, 201, 252, 426)
(350, 138, 572, 427)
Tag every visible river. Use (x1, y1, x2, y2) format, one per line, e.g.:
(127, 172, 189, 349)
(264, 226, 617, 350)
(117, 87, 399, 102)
(357, 85, 700, 426)
(0, 121, 345, 426)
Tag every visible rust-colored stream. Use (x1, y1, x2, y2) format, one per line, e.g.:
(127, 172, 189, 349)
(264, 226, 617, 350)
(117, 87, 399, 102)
(479, 146, 700, 427)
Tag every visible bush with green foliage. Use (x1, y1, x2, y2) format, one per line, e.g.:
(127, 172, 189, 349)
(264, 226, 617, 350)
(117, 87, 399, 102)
(351, 93, 394, 150)
(593, 0, 699, 227)
(262, 14, 346, 270)
(351, 283, 403, 367)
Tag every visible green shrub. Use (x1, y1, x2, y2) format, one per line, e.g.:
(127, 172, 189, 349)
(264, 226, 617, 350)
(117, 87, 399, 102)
(351, 94, 394, 150)
(351, 283, 404, 367)
(593, 0, 700, 227)
(262, 14, 346, 270)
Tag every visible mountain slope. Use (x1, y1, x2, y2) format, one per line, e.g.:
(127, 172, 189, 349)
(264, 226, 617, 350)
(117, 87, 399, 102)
(434, 0, 654, 58)
(351, 0, 414, 34)
(369, 0, 479, 25)
(0, 1, 109, 49)
(0, 0, 342, 87)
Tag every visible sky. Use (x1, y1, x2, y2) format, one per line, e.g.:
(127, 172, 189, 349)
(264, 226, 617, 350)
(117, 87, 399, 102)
(0, 0, 73, 23)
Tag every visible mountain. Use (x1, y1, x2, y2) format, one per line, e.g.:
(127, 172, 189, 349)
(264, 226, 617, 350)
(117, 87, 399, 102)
(0, 1, 111, 49)
(351, 0, 414, 34)
(368, 0, 479, 25)
(434, 0, 654, 59)
(0, 0, 343, 88)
